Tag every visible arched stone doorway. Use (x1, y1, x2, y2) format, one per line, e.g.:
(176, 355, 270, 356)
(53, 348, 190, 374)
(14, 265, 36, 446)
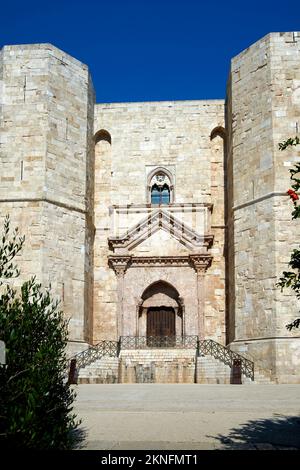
(137, 281, 184, 337)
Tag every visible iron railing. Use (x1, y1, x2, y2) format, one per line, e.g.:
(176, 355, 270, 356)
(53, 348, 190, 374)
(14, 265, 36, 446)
(71, 336, 254, 381)
(120, 336, 254, 380)
(198, 339, 254, 381)
(120, 335, 199, 349)
(73, 340, 119, 370)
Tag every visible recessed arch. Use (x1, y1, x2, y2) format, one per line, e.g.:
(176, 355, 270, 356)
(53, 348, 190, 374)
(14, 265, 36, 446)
(210, 126, 226, 141)
(94, 129, 112, 145)
(141, 280, 180, 302)
(138, 280, 184, 337)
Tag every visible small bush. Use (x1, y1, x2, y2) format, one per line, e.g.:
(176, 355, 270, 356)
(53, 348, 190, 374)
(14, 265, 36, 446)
(0, 216, 79, 449)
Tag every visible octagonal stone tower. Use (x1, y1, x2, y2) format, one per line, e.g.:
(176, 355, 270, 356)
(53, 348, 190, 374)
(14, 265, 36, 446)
(227, 32, 300, 382)
(0, 44, 95, 355)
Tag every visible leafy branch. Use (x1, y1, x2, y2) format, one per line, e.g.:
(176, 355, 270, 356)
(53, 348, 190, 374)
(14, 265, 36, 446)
(277, 137, 300, 329)
(0, 215, 25, 285)
(278, 136, 300, 151)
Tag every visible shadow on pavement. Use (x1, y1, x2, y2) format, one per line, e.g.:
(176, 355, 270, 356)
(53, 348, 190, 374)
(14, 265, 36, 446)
(209, 414, 300, 450)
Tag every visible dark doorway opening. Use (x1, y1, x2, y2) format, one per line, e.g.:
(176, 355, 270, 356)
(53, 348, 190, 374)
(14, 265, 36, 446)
(147, 307, 175, 338)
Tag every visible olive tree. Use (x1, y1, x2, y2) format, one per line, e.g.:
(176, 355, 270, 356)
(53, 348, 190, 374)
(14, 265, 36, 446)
(0, 215, 80, 449)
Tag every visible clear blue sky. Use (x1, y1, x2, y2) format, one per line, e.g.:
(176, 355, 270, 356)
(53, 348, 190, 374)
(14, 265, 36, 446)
(1, 0, 299, 103)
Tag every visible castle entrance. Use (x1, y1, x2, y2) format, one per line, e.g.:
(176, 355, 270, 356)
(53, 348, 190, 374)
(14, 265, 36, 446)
(138, 281, 184, 340)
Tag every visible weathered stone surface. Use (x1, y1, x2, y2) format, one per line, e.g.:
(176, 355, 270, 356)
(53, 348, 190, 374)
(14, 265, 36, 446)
(1, 33, 300, 382)
(93, 100, 226, 344)
(119, 349, 196, 384)
(0, 44, 95, 354)
(227, 32, 300, 382)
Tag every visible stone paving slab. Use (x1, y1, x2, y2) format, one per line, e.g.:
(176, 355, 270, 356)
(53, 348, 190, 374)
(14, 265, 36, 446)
(73, 384, 300, 450)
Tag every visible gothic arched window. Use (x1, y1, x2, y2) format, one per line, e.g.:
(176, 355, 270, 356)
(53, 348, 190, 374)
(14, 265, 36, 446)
(148, 169, 173, 205)
(151, 183, 170, 204)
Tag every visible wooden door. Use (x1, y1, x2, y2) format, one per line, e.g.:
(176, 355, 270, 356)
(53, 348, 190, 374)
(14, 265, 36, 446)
(147, 307, 175, 337)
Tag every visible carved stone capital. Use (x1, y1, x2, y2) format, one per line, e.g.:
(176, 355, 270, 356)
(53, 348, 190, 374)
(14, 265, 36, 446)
(189, 254, 212, 273)
(108, 256, 132, 277)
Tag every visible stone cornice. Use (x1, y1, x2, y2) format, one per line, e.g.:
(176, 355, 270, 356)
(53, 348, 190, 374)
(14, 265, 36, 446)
(0, 197, 87, 214)
(108, 254, 213, 272)
(233, 192, 289, 211)
(109, 202, 213, 211)
(130, 256, 191, 267)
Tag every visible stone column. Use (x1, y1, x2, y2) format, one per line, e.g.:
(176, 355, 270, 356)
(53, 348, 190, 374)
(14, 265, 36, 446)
(190, 255, 212, 339)
(115, 266, 126, 339)
(108, 256, 131, 339)
(136, 300, 143, 337)
(178, 297, 185, 336)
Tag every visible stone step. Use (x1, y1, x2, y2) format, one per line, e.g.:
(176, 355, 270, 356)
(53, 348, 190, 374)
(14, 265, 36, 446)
(75, 348, 273, 384)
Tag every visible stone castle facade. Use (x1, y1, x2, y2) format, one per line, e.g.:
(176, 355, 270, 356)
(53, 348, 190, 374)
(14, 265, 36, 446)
(0, 32, 300, 383)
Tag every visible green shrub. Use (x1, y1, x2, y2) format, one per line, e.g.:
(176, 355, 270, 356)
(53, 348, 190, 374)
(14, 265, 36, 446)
(0, 216, 79, 449)
(278, 138, 300, 330)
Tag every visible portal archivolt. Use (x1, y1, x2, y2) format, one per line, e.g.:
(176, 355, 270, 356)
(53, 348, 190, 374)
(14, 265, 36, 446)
(137, 281, 184, 337)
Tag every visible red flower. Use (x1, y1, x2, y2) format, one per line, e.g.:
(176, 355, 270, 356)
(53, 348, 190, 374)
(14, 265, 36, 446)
(287, 189, 299, 201)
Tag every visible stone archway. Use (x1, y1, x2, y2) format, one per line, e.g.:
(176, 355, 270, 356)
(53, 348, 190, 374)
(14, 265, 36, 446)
(138, 281, 184, 337)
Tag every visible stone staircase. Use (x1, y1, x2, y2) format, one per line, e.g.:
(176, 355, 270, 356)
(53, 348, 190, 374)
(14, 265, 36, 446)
(196, 354, 234, 384)
(77, 353, 273, 384)
(72, 340, 119, 384)
(78, 356, 119, 384)
(119, 348, 196, 383)
(196, 354, 273, 384)
(71, 336, 273, 385)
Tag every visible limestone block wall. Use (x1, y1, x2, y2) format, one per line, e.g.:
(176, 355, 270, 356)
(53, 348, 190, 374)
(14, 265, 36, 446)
(93, 100, 226, 344)
(0, 44, 95, 354)
(227, 32, 300, 382)
(95, 101, 225, 205)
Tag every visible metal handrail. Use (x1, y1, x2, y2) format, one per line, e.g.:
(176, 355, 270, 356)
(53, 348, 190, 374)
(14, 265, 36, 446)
(120, 336, 254, 380)
(72, 340, 119, 370)
(120, 335, 199, 349)
(198, 339, 254, 380)
(71, 336, 254, 381)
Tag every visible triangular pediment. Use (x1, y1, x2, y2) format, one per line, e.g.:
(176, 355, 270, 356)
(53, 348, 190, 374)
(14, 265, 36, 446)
(133, 229, 190, 256)
(108, 209, 213, 252)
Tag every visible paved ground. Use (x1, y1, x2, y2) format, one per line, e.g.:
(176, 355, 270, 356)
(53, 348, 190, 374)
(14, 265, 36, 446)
(73, 384, 300, 450)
